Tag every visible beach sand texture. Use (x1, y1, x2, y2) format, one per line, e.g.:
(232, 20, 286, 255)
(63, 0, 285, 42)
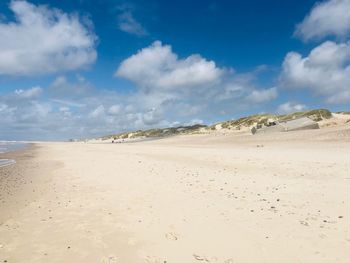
(1, 126, 350, 262)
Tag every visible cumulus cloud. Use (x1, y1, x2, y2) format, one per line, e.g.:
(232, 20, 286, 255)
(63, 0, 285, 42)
(107, 105, 122, 115)
(116, 41, 277, 107)
(245, 87, 278, 103)
(59, 106, 71, 118)
(116, 41, 277, 125)
(14, 86, 42, 99)
(0, 82, 277, 140)
(142, 108, 163, 125)
(0, 40, 279, 140)
(89, 105, 105, 118)
(280, 41, 350, 103)
(49, 75, 92, 98)
(0, 103, 16, 115)
(277, 102, 306, 114)
(0, 0, 97, 76)
(0, 84, 93, 140)
(116, 41, 223, 91)
(0, 88, 53, 132)
(184, 119, 204, 126)
(295, 0, 350, 41)
(118, 10, 147, 36)
(51, 99, 86, 108)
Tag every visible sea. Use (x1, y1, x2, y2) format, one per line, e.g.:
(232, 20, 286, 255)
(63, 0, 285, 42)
(0, 142, 27, 167)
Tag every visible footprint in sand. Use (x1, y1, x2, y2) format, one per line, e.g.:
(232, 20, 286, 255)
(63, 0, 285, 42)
(101, 255, 118, 263)
(193, 254, 228, 262)
(165, 232, 178, 241)
(145, 255, 164, 263)
(193, 254, 219, 262)
(300, 220, 309, 226)
(193, 254, 209, 261)
(127, 237, 137, 246)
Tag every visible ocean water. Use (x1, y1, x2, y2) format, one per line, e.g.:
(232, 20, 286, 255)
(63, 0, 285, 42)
(0, 142, 26, 153)
(0, 142, 27, 167)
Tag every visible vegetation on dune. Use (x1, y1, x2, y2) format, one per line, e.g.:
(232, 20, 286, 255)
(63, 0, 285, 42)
(336, 111, 350, 115)
(210, 114, 276, 130)
(278, 109, 332, 122)
(104, 124, 207, 141)
(99, 109, 333, 140)
(213, 109, 332, 131)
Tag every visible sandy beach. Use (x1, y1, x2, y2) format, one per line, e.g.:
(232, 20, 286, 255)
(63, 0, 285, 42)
(1, 126, 350, 263)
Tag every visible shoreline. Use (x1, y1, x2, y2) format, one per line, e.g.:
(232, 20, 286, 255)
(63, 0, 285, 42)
(0, 144, 37, 223)
(0, 159, 16, 168)
(0, 142, 28, 167)
(0, 144, 59, 223)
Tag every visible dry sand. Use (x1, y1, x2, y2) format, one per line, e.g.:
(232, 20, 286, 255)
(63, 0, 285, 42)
(1, 125, 350, 262)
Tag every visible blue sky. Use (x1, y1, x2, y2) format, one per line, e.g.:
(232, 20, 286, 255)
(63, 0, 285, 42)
(0, 0, 350, 140)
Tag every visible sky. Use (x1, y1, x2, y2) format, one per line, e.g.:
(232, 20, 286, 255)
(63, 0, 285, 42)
(0, 0, 350, 140)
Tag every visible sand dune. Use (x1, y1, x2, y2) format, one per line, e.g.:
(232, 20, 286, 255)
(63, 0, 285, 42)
(1, 125, 350, 262)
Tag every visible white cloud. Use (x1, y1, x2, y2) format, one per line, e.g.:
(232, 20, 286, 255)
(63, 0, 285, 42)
(0, 103, 16, 114)
(184, 119, 204, 126)
(245, 87, 278, 103)
(0, 0, 97, 76)
(295, 0, 350, 41)
(116, 41, 223, 91)
(51, 99, 86, 108)
(0, 80, 277, 140)
(280, 41, 350, 103)
(116, 41, 277, 112)
(31, 102, 51, 118)
(215, 83, 245, 101)
(89, 105, 105, 118)
(142, 108, 163, 125)
(113, 41, 278, 131)
(118, 10, 147, 36)
(59, 106, 71, 118)
(326, 90, 350, 103)
(49, 75, 92, 98)
(108, 105, 122, 115)
(14, 86, 42, 99)
(0, 40, 279, 140)
(277, 102, 306, 114)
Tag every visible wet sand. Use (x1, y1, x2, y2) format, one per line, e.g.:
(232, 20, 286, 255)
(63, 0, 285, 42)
(0, 145, 61, 223)
(0, 159, 16, 167)
(1, 127, 350, 262)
